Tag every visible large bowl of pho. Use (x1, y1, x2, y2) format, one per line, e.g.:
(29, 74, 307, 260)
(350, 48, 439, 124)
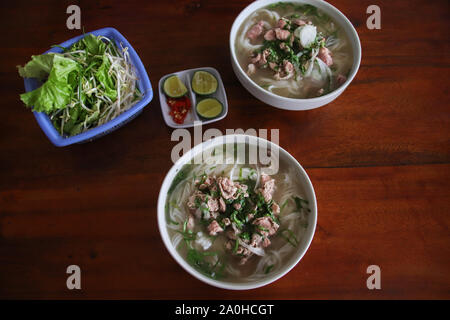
(230, 0, 361, 110)
(157, 135, 317, 290)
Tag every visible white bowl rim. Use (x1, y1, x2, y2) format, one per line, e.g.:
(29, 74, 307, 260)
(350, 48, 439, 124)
(157, 134, 317, 290)
(229, 0, 362, 104)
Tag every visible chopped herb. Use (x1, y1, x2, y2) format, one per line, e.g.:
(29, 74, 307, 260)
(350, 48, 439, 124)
(231, 211, 244, 228)
(233, 239, 239, 254)
(210, 190, 220, 198)
(257, 225, 269, 232)
(294, 196, 309, 212)
(170, 200, 180, 210)
(167, 217, 179, 226)
(186, 248, 225, 280)
(198, 173, 207, 185)
(194, 197, 202, 208)
(280, 199, 289, 211)
(265, 264, 274, 274)
(200, 205, 210, 220)
(168, 164, 193, 194)
(279, 229, 299, 247)
(165, 202, 179, 225)
(175, 218, 196, 246)
(239, 232, 251, 240)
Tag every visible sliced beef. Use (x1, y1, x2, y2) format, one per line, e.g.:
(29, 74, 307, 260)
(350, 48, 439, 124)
(250, 53, 262, 65)
(219, 197, 226, 212)
(271, 202, 280, 215)
(250, 233, 262, 247)
(318, 47, 333, 66)
(253, 216, 279, 237)
(222, 217, 231, 226)
(187, 214, 195, 231)
(259, 173, 275, 202)
(207, 198, 219, 212)
(277, 18, 287, 29)
(187, 191, 206, 210)
(247, 21, 264, 41)
(264, 29, 276, 41)
(210, 211, 219, 219)
(207, 220, 223, 236)
(294, 19, 307, 26)
(218, 177, 238, 200)
(284, 60, 294, 73)
(251, 49, 269, 67)
(238, 183, 250, 198)
(274, 60, 295, 81)
(198, 176, 215, 191)
(262, 237, 271, 248)
(269, 62, 278, 71)
(250, 230, 270, 248)
(274, 28, 290, 40)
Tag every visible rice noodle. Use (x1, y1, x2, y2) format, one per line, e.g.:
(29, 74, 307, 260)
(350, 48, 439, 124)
(171, 233, 183, 249)
(315, 57, 333, 88)
(304, 48, 319, 77)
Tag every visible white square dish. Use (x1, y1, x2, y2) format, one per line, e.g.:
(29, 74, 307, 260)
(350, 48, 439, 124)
(158, 67, 228, 128)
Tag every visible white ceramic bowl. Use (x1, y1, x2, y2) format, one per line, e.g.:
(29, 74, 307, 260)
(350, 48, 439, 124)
(157, 134, 317, 290)
(229, 0, 362, 110)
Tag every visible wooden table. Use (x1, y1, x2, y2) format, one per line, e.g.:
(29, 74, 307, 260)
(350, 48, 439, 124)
(0, 0, 449, 299)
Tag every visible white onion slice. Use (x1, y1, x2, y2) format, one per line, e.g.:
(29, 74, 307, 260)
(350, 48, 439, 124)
(294, 25, 317, 48)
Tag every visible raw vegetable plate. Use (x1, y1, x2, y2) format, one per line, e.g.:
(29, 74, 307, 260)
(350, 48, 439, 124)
(21, 27, 153, 147)
(158, 67, 228, 129)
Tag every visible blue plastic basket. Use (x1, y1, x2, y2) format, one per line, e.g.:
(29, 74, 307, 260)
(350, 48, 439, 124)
(22, 27, 153, 147)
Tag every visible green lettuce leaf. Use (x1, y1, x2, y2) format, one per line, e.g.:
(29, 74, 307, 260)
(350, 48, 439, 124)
(82, 34, 106, 56)
(95, 55, 117, 100)
(20, 55, 80, 113)
(17, 53, 57, 80)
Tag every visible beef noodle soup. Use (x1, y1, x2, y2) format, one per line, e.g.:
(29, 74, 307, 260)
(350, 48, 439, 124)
(165, 143, 310, 282)
(235, 2, 353, 99)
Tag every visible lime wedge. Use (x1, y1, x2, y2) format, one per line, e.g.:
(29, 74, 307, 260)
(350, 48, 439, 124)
(196, 98, 223, 119)
(163, 75, 188, 98)
(191, 71, 218, 95)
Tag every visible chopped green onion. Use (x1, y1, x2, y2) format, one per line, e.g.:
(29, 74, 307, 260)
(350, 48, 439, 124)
(186, 248, 225, 280)
(265, 264, 274, 274)
(279, 229, 299, 247)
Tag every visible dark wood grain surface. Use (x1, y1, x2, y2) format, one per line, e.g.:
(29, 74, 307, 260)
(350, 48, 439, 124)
(0, 0, 449, 299)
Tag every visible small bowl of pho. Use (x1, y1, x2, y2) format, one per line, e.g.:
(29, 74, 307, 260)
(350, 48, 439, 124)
(157, 134, 317, 290)
(230, 0, 361, 110)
